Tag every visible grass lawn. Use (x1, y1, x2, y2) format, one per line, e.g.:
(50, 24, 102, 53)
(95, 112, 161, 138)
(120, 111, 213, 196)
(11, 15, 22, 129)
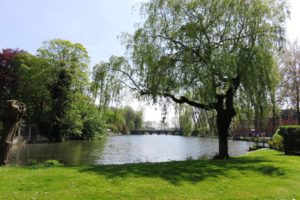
(0, 149, 299, 200)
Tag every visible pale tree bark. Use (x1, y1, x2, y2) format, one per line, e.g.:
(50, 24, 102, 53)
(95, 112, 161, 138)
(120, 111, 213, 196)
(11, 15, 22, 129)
(0, 100, 26, 166)
(296, 87, 300, 125)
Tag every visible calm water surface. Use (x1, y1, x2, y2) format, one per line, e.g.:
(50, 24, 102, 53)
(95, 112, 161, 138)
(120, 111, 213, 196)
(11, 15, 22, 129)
(8, 135, 253, 165)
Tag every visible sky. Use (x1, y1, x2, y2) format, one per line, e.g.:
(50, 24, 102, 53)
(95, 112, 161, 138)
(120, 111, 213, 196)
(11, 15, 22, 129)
(1, 0, 300, 124)
(0, 0, 145, 64)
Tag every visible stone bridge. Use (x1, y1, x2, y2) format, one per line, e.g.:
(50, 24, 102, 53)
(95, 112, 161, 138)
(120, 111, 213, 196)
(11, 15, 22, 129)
(130, 129, 183, 136)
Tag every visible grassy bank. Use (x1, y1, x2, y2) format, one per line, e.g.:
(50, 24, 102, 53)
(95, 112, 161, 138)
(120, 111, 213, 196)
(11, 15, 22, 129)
(0, 149, 299, 200)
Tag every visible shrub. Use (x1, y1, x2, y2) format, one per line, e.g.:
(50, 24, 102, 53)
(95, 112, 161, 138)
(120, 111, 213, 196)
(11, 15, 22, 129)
(277, 126, 300, 155)
(28, 159, 63, 167)
(28, 159, 39, 166)
(43, 159, 64, 167)
(249, 145, 259, 151)
(269, 130, 284, 151)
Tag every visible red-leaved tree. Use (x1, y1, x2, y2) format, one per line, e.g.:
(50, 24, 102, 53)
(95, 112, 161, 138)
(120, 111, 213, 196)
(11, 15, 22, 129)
(0, 48, 26, 101)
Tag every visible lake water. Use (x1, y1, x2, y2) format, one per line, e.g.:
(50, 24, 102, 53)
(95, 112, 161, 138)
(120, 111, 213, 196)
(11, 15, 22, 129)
(8, 135, 253, 165)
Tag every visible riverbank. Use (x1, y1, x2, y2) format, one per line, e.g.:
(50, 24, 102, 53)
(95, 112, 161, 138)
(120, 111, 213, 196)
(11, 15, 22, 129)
(1, 149, 299, 199)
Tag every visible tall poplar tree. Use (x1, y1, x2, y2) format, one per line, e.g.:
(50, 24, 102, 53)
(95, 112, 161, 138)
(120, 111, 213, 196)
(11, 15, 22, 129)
(280, 40, 300, 124)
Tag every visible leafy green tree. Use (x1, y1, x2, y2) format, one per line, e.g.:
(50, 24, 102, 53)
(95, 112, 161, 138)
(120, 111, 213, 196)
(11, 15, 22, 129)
(37, 39, 91, 141)
(105, 108, 127, 133)
(119, 0, 287, 159)
(62, 93, 105, 140)
(13, 53, 52, 132)
(104, 106, 144, 134)
(38, 39, 90, 92)
(74, 94, 106, 140)
(48, 67, 73, 141)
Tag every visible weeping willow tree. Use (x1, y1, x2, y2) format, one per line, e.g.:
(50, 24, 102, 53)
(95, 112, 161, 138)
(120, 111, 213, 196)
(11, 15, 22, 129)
(112, 0, 287, 159)
(191, 108, 217, 136)
(176, 105, 193, 135)
(91, 56, 124, 111)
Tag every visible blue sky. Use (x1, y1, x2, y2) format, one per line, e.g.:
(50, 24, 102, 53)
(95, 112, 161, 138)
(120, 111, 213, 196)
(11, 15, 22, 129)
(0, 0, 145, 65)
(1, 0, 299, 65)
(1, 0, 299, 66)
(1, 0, 300, 124)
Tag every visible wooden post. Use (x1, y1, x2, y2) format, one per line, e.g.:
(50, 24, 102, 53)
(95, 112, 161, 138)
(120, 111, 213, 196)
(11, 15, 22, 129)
(28, 125, 32, 141)
(0, 100, 26, 166)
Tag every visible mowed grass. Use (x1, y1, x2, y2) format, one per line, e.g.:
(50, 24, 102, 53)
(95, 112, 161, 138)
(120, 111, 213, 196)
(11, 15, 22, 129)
(0, 149, 300, 200)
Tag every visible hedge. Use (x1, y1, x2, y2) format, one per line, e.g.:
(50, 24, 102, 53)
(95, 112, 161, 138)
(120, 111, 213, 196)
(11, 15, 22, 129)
(277, 125, 300, 155)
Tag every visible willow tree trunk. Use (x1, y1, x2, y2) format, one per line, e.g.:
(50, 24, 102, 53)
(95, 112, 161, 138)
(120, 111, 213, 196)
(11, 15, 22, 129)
(0, 100, 26, 166)
(216, 109, 230, 159)
(214, 84, 237, 160)
(215, 107, 235, 159)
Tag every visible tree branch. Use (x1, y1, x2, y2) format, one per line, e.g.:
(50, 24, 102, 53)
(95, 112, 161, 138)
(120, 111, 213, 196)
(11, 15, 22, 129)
(161, 93, 216, 110)
(111, 67, 216, 111)
(110, 68, 145, 94)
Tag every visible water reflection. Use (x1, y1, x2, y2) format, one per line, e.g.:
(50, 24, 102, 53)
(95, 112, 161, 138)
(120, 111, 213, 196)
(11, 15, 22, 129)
(8, 135, 253, 165)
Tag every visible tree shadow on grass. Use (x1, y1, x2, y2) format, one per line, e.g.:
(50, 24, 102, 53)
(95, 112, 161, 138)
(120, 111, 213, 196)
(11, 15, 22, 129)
(78, 157, 285, 185)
